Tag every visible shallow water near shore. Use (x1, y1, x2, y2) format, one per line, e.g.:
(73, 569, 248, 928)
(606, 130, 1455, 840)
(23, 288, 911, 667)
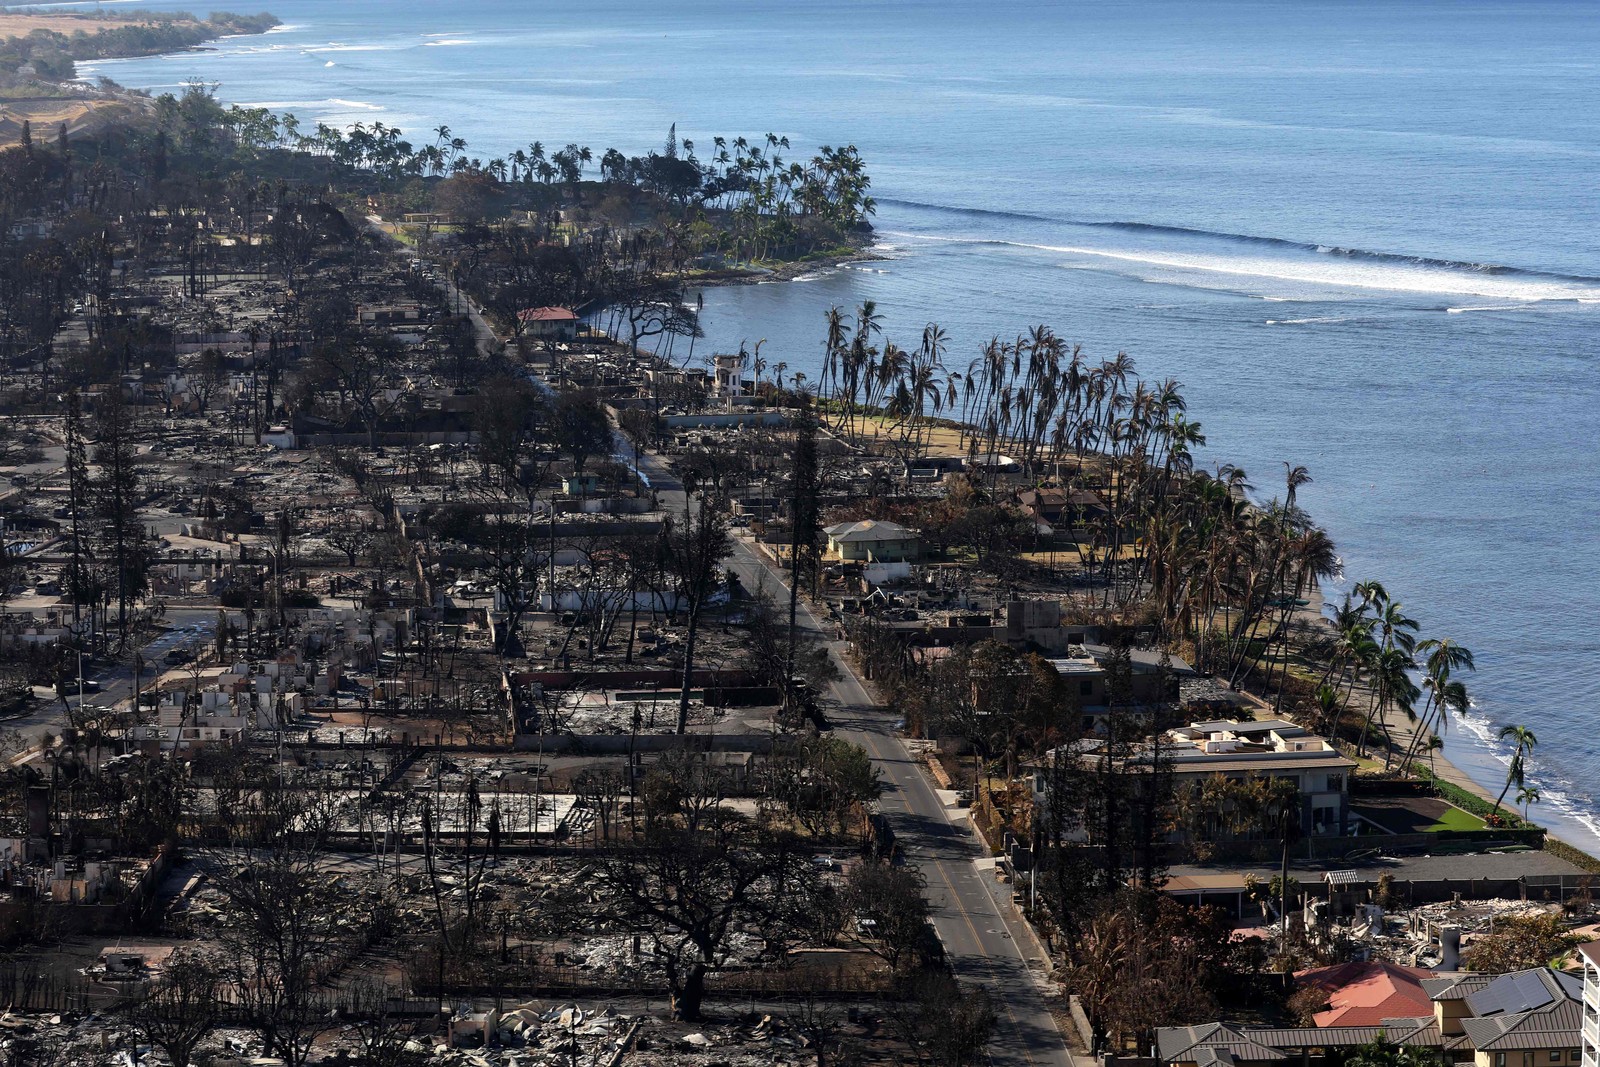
(74, 0, 1600, 854)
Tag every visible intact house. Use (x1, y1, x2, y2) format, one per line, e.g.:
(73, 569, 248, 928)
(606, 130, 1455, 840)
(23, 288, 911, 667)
(1295, 961, 1437, 1028)
(1158, 964, 1589, 1067)
(824, 520, 921, 563)
(1047, 643, 1193, 732)
(712, 352, 751, 398)
(1015, 486, 1108, 534)
(517, 306, 581, 342)
(1032, 718, 1356, 841)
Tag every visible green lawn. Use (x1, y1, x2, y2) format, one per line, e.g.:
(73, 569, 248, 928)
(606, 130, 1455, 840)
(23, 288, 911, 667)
(1424, 806, 1486, 833)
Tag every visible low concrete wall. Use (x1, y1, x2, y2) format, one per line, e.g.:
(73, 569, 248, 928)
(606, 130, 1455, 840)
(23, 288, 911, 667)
(510, 668, 768, 691)
(1069, 994, 1096, 1051)
(511, 732, 778, 754)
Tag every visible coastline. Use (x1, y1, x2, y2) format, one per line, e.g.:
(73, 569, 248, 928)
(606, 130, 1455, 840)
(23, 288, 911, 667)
(75, 6, 1600, 869)
(1, 10, 280, 141)
(691, 244, 887, 288)
(1299, 583, 1600, 863)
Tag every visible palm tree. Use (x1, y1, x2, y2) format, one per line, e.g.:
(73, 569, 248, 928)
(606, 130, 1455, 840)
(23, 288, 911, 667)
(1398, 638, 1475, 771)
(1362, 646, 1419, 764)
(1492, 724, 1537, 815)
(1516, 784, 1540, 823)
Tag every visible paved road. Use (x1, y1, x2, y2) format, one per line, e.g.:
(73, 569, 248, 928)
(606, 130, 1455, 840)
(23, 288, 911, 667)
(7, 607, 216, 748)
(629, 445, 1073, 1067)
(360, 216, 499, 357)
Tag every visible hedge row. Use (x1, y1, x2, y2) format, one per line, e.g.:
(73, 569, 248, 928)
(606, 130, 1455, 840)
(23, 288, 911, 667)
(1544, 838, 1600, 876)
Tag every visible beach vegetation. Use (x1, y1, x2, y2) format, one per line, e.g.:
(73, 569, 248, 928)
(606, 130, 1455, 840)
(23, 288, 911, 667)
(0, 11, 280, 85)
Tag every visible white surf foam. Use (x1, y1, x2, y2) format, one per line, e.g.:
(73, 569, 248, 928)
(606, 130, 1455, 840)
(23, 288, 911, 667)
(1037, 242, 1600, 302)
(302, 43, 396, 54)
(886, 230, 1600, 304)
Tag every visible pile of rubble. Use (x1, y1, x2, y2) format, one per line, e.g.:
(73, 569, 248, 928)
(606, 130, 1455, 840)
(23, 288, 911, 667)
(557, 692, 725, 734)
(430, 1005, 832, 1067)
(0, 993, 879, 1065)
(563, 930, 766, 981)
(1327, 898, 1571, 968)
(0, 1011, 263, 1066)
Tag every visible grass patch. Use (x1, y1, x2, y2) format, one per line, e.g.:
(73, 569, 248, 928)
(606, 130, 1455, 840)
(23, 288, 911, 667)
(1424, 806, 1485, 833)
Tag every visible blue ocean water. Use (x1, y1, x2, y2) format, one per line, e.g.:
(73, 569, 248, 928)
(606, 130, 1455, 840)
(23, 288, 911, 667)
(67, 0, 1600, 850)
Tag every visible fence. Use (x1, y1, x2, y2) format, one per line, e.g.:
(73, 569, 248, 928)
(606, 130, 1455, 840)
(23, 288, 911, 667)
(411, 951, 894, 1001)
(0, 959, 136, 1014)
(1197, 826, 1546, 865)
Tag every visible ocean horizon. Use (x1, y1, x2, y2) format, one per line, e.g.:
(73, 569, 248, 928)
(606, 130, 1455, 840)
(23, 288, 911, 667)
(70, 0, 1600, 853)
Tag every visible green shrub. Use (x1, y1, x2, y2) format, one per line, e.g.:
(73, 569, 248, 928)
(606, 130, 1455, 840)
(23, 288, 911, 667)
(1544, 838, 1600, 875)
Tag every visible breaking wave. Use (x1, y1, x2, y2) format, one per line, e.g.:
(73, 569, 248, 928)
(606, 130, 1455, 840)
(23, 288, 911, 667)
(881, 199, 1600, 303)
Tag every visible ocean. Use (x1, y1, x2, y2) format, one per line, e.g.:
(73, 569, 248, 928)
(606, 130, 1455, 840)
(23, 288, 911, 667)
(67, 0, 1600, 852)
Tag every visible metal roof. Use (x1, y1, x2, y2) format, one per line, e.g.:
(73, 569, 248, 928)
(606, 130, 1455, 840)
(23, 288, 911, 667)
(1168, 755, 1355, 774)
(1157, 1023, 1288, 1062)
(1467, 968, 1579, 1018)
(824, 519, 916, 542)
(1423, 973, 1491, 1000)
(1158, 966, 1586, 1065)
(1246, 1018, 1435, 1049)
(1460, 1000, 1581, 1051)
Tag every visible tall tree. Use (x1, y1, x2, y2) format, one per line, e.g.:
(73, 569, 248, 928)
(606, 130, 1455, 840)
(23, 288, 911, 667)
(92, 390, 150, 644)
(587, 804, 831, 1020)
(784, 397, 823, 703)
(665, 491, 731, 734)
(1492, 724, 1537, 816)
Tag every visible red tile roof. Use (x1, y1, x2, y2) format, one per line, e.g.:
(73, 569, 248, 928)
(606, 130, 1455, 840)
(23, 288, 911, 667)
(1295, 961, 1436, 1028)
(517, 306, 579, 322)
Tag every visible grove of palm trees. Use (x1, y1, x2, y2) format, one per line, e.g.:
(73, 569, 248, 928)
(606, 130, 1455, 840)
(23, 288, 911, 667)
(799, 301, 1525, 802)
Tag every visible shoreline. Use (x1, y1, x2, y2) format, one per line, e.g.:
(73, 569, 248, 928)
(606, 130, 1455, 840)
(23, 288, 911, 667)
(691, 244, 887, 288)
(1300, 582, 1600, 863)
(84, 10, 1600, 869)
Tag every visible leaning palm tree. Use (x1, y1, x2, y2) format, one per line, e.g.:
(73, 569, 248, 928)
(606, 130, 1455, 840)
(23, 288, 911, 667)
(1492, 724, 1537, 815)
(1400, 639, 1475, 769)
(1361, 646, 1419, 764)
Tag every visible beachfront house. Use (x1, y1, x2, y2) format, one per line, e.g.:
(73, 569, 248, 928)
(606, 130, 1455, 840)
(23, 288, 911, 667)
(517, 306, 581, 342)
(824, 520, 921, 563)
(712, 352, 752, 398)
(1032, 718, 1355, 840)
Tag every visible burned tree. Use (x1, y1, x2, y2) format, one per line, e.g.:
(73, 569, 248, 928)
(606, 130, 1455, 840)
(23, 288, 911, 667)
(588, 801, 832, 1020)
(91, 390, 151, 645)
(129, 950, 223, 1067)
(664, 493, 730, 734)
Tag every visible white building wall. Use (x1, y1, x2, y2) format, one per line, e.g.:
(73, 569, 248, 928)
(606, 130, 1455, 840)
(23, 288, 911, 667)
(1583, 950, 1599, 1067)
